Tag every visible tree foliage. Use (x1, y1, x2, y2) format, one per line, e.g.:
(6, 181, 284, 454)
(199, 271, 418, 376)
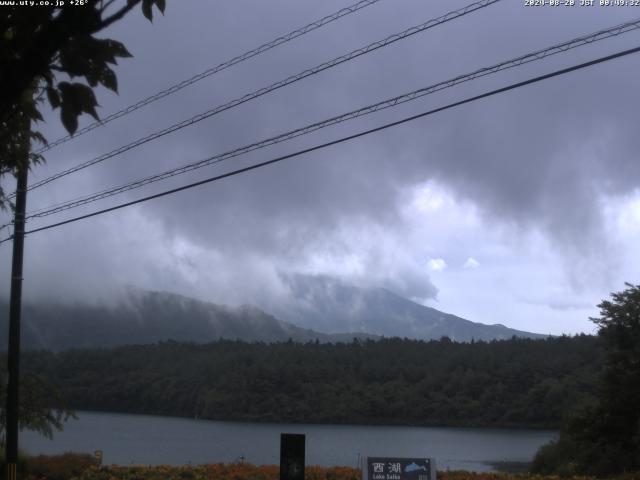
(0, 0, 165, 443)
(533, 283, 640, 476)
(0, 0, 166, 207)
(0, 360, 74, 444)
(23, 335, 602, 429)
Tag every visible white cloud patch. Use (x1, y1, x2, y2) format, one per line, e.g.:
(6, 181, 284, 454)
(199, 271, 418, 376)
(410, 185, 445, 213)
(463, 257, 480, 269)
(427, 258, 447, 272)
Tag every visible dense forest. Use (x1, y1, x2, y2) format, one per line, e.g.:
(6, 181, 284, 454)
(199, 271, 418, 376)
(24, 335, 601, 429)
(532, 283, 640, 476)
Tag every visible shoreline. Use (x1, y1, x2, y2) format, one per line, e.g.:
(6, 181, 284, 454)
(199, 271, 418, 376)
(68, 409, 562, 433)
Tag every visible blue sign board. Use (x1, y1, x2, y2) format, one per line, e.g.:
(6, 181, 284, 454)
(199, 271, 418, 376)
(367, 457, 435, 480)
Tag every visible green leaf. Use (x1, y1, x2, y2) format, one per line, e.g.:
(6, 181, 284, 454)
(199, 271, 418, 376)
(29, 152, 45, 166)
(58, 82, 100, 133)
(58, 82, 81, 114)
(30, 131, 48, 147)
(154, 0, 166, 14)
(59, 45, 90, 78)
(141, 0, 165, 22)
(85, 68, 100, 88)
(46, 87, 61, 109)
(77, 90, 100, 121)
(142, 0, 153, 21)
(61, 106, 78, 135)
(100, 68, 118, 93)
(104, 39, 133, 60)
(92, 38, 117, 65)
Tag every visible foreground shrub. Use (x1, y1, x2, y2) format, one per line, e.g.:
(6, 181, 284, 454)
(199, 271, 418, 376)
(26, 452, 97, 480)
(68, 463, 362, 480)
(533, 284, 640, 477)
(3, 457, 635, 480)
(66, 464, 640, 480)
(531, 436, 583, 476)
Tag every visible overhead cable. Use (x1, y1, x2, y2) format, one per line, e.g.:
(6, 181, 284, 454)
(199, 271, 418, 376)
(24, 17, 640, 220)
(3, 44, 638, 243)
(34, 0, 385, 154)
(21, 0, 500, 195)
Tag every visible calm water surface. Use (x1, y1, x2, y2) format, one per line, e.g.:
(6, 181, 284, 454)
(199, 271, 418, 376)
(22, 411, 556, 472)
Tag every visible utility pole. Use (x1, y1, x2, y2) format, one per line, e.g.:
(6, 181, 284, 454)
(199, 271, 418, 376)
(5, 155, 29, 480)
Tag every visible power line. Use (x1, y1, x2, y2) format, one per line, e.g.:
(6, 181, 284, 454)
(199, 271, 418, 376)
(34, 0, 384, 155)
(4, 44, 638, 243)
(20, 0, 500, 196)
(24, 17, 640, 221)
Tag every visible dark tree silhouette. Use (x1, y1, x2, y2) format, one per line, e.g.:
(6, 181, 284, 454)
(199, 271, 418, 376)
(533, 283, 640, 476)
(0, 0, 166, 206)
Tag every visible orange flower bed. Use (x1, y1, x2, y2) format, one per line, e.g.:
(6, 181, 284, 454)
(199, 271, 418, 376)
(60, 463, 361, 480)
(20, 460, 639, 480)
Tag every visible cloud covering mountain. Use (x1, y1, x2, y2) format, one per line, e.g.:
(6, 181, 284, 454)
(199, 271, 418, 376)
(2, 1, 638, 336)
(1, 281, 545, 351)
(269, 274, 548, 340)
(0, 288, 372, 351)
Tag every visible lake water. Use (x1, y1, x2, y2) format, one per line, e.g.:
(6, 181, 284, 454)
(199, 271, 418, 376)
(21, 411, 556, 472)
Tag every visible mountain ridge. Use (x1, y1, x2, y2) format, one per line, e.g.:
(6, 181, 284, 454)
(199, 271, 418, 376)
(0, 280, 547, 351)
(0, 288, 375, 351)
(271, 274, 548, 341)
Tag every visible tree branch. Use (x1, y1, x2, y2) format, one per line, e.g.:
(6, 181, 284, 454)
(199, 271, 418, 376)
(99, 0, 118, 14)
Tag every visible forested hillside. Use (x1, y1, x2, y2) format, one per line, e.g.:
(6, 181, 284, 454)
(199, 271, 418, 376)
(24, 335, 601, 428)
(0, 286, 546, 351)
(0, 290, 376, 351)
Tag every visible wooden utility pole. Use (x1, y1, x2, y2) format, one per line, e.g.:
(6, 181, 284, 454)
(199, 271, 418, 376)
(5, 159, 28, 480)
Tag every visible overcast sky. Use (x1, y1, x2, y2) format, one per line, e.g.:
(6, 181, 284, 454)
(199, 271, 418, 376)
(2, 0, 640, 335)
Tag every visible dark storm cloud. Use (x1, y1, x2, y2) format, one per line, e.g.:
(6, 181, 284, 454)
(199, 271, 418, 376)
(5, 0, 640, 313)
